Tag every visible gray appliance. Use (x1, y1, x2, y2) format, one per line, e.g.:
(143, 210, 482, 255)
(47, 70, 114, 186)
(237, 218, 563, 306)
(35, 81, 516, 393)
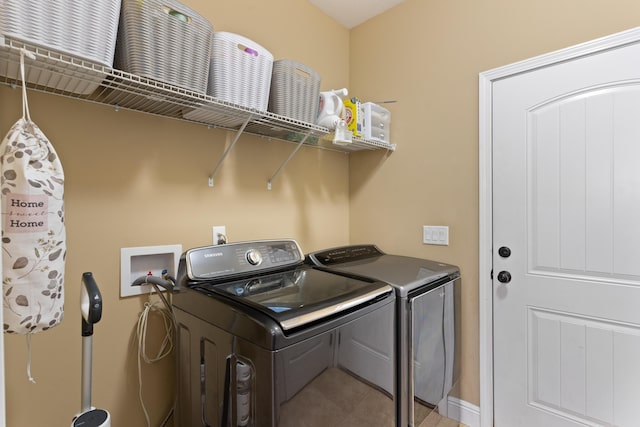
(306, 245, 461, 427)
(172, 240, 397, 427)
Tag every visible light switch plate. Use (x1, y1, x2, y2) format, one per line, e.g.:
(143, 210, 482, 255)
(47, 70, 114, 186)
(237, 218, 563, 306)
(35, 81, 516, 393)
(423, 225, 449, 246)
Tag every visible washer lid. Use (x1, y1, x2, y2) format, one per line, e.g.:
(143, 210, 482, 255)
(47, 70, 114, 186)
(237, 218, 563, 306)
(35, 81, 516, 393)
(190, 266, 392, 331)
(307, 245, 460, 297)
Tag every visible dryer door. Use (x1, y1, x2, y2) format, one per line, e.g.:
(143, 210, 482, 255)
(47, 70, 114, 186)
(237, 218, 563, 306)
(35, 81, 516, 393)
(409, 279, 458, 424)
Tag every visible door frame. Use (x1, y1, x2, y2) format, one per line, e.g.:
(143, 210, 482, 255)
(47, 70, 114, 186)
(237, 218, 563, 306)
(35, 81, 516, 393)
(478, 26, 640, 427)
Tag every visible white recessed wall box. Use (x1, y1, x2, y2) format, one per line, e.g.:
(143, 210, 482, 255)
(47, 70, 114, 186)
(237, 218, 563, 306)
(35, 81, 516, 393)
(120, 244, 182, 297)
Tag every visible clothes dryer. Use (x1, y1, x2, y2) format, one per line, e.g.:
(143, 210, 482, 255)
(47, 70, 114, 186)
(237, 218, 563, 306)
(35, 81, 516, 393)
(306, 245, 461, 427)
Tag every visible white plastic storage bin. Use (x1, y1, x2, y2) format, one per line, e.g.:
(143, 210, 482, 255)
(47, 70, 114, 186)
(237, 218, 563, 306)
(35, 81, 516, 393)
(209, 32, 273, 111)
(0, 0, 121, 94)
(361, 102, 391, 143)
(269, 59, 321, 123)
(116, 0, 213, 94)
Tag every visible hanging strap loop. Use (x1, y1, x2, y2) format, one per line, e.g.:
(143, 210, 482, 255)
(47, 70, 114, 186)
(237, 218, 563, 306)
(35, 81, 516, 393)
(19, 49, 35, 123)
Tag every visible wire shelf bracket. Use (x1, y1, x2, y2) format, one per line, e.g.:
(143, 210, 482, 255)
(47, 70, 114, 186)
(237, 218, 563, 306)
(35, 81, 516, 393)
(267, 131, 313, 190)
(208, 116, 253, 187)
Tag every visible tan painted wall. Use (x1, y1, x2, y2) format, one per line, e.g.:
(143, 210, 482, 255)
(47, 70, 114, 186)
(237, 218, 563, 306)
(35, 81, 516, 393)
(348, 0, 640, 409)
(0, 1, 350, 425)
(3, 0, 640, 425)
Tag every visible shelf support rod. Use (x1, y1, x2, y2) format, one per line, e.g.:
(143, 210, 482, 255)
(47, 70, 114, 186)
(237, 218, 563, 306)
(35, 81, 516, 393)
(267, 131, 312, 190)
(208, 116, 252, 187)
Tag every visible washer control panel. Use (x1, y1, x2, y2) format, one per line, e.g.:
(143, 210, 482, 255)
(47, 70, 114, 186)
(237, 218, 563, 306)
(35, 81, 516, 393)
(185, 239, 303, 280)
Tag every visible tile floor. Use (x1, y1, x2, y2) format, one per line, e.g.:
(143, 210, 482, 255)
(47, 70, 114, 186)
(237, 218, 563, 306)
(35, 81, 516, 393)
(278, 367, 466, 427)
(418, 411, 465, 427)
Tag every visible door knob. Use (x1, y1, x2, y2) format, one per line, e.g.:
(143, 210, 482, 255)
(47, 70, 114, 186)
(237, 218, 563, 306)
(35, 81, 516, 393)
(498, 246, 511, 258)
(497, 271, 511, 283)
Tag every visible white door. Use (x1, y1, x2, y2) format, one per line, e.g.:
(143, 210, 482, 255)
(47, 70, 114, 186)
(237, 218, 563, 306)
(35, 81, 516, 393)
(492, 40, 640, 426)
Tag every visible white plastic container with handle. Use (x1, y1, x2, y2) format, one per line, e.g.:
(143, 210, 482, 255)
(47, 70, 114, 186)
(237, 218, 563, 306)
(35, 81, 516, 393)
(317, 88, 348, 129)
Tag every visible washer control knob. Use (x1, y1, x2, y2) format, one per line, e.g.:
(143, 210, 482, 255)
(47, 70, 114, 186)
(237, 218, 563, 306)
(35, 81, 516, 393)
(246, 249, 263, 266)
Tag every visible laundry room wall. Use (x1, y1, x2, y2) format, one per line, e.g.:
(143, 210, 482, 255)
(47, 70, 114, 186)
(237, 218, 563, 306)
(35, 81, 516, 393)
(4, 1, 640, 426)
(0, 1, 351, 426)
(347, 0, 640, 413)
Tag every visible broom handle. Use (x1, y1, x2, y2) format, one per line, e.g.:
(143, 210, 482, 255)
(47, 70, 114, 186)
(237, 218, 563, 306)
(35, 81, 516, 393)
(81, 335, 93, 413)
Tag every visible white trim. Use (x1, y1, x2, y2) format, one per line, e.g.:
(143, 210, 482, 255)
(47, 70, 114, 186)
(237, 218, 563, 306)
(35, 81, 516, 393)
(447, 397, 481, 427)
(478, 25, 640, 427)
(478, 70, 494, 427)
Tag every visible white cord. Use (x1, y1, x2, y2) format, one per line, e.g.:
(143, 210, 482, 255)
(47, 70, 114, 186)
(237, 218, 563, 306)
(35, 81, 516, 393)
(136, 293, 174, 427)
(26, 334, 36, 384)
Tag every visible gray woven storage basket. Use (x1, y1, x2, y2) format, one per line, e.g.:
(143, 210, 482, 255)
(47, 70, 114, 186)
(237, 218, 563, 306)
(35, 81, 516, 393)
(209, 32, 273, 111)
(0, 0, 121, 94)
(116, 0, 213, 94)
(269, 59, 321, 124)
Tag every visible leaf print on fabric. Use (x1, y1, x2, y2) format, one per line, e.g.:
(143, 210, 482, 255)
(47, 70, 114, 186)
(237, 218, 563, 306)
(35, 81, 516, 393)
(48, 249, 62, 261)
(15, 295, 28, 306)
(13, 257, 28, 269)
(3, 170, 16, 180)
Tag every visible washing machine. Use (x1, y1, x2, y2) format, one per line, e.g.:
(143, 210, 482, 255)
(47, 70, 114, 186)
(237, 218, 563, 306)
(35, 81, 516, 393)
(306, 244, 461, 427)
(172, 239, 397, 427)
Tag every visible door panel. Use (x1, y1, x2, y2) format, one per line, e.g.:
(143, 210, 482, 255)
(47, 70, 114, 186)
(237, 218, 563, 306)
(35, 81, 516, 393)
(528, 307, 640, 426)
(530, 85, 640, 282)
(493, 40, 640, 427)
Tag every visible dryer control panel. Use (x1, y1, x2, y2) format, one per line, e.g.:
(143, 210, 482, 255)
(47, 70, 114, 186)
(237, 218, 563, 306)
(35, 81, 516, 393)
(306, 244, 384, 266)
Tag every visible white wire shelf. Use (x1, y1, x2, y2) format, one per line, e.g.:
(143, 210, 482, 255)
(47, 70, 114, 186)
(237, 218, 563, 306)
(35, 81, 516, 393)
(0, 35, 396, 187)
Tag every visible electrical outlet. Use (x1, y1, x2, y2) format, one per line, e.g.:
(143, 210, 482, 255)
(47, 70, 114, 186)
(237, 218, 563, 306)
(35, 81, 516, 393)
(120, 245, 182, 297)
(212, 226, 227, 245)
(423, 225, 449, 246)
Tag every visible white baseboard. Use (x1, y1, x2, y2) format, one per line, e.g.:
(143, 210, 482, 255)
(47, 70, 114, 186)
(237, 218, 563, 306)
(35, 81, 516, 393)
(446, 397, 481, 427)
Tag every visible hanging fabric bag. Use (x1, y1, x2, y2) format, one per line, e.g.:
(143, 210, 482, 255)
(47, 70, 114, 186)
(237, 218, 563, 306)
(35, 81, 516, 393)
(1, 50, 66, 338)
